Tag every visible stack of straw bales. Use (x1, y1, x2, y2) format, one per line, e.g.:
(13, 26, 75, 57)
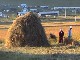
(5, 12, 49, 47)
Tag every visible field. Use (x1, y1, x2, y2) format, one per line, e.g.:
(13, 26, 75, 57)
(0, 22, 80, 60)
(0, 0, 80, 59)
(44, 22, 80, 41)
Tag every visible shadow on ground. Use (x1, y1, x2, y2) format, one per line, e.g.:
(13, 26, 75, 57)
(0, 51, 80, 60)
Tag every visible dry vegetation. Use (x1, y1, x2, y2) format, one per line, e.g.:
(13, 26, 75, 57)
(0, 22, 80, 41)
(43, 22, 80, 41)
(0, 22, 80, 60)
(5, 12, 49, 47)
(0, 22, 80, 45)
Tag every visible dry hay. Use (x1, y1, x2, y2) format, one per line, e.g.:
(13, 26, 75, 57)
(5, 12, 49, 47)
(64, 37, 74, 45)
(49, 33, 57, 40)
(64, 37, 80, 46)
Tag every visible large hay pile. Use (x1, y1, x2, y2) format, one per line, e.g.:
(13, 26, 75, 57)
(5, 12, 49, 47)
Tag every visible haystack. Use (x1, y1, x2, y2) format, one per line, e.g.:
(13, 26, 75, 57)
(5, 12, 49, 47)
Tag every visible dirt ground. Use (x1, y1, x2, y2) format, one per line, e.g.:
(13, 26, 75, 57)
(0, 22, 80, 41)
(0, 22, 80, 60)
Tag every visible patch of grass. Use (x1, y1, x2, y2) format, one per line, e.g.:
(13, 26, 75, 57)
(0, 46, 80, 60)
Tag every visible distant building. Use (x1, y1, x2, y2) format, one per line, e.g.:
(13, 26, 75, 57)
(18, 8, 28, 16)
(0, 12, 2, 17)
(38, 11, 59, 17)
(17, 12, 27, 16)
(21, 4, 27, 8)
(30, 9, 37, 12)
(22, 8, 28, 12)
(17, 8, 28, 16)
(18, 4, 28, 16)
(40, 6, 48, 8)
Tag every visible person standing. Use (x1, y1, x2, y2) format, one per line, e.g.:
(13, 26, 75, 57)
(59, 29, 64, 43)
(68, 26, 72, 40)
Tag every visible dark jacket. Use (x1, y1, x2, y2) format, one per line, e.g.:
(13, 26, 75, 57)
(59, 30, 64, 37)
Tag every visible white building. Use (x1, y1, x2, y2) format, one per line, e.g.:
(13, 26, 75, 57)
(18, 4, 28, 16)
(40, 6, 48, 8)
(30, 9, 37, 12)
(22, 8, 28, 12)
(21, 4, 27, 8)
(17, 11, 28, 16)
(0, 12, 2, 17)
(38, 11, 59, 17)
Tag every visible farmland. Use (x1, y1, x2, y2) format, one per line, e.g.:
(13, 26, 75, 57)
(0, 22, 80, 41)
(0, 22, 80, 60)
(0, 0, 80, 59)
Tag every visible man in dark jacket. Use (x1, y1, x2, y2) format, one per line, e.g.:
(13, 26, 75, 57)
(59, 29, 64, 43)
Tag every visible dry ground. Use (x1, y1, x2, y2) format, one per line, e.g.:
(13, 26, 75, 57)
(0, 22, 80, 41)
(0, 22, 80, 60)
